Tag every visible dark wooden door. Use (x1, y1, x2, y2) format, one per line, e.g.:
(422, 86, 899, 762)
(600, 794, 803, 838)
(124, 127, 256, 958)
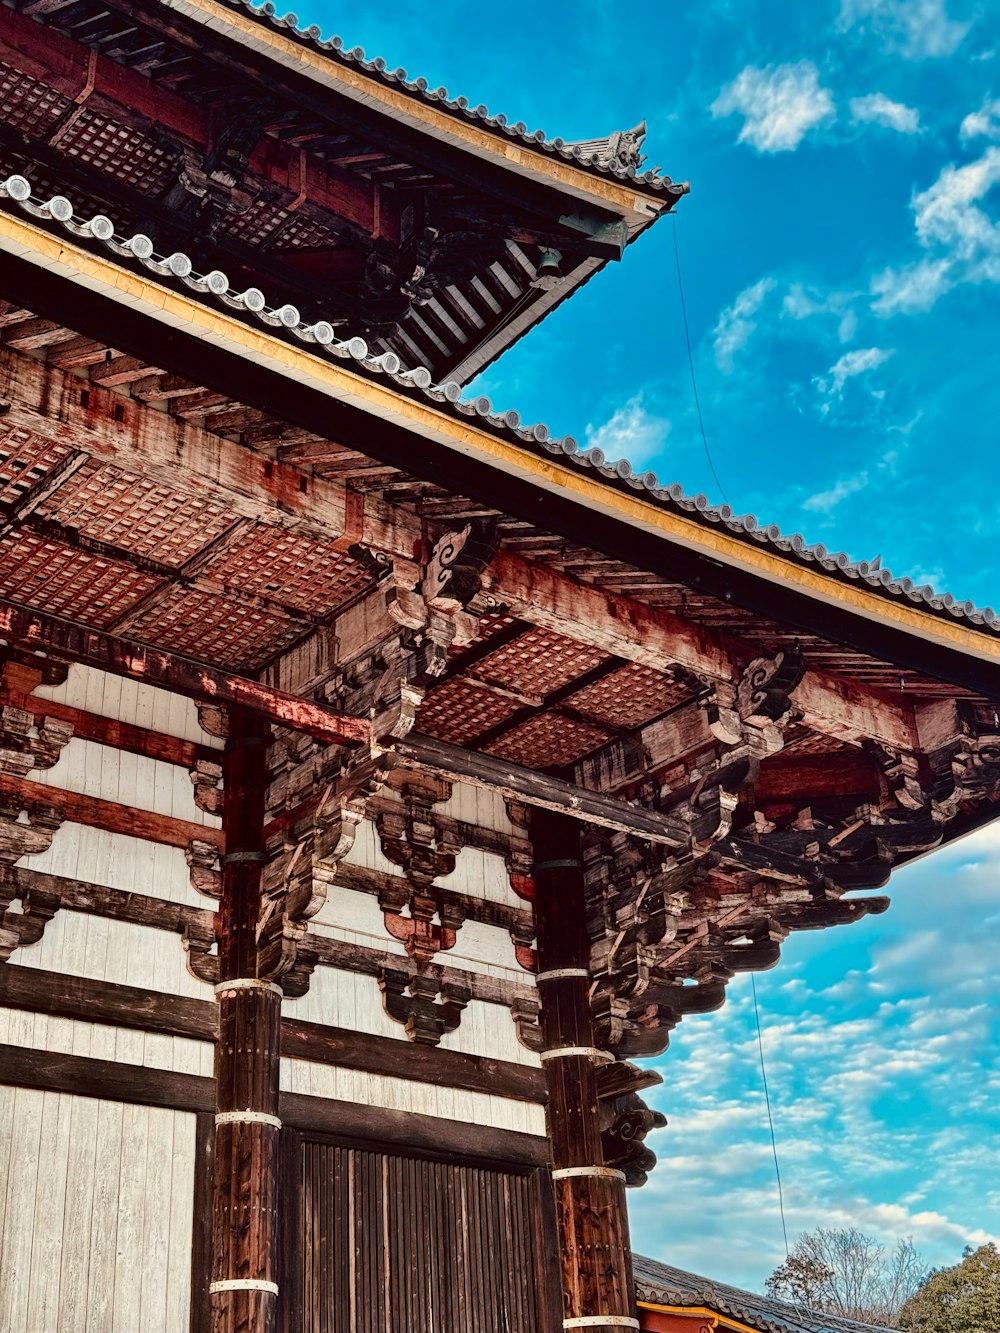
(284, 1136, 559, 1333)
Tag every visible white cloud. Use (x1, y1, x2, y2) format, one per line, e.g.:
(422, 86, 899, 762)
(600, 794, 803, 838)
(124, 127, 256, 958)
(712, 63, 835, 153)
(850, 92, 921, 133)
(838, 0, 971, 58)
(583, 393, 670, 468)
(802, 473, 870, 512)
(872, 145, 1000, 313)
(712, 277, 776, 371)
(871, 257, 953, 313)
(815, 346, 895, 396)
(960, 97, 1000, 141)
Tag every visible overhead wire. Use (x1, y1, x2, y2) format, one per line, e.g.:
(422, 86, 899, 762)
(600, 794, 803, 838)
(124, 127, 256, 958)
(752, 975, 791, 1260)
(671, 213, 731, 508)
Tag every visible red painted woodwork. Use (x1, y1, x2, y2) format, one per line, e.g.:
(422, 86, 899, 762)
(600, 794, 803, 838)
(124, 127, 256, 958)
(0, 599, 369, 747)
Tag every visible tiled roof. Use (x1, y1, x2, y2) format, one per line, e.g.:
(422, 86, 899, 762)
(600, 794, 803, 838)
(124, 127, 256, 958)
(2, 170, 997, 641)
(214, 1, 686, 196)
(635, 1255, 901, 1333)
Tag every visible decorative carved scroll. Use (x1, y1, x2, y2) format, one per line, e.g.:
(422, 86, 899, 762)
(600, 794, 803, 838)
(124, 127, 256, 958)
(511, 995, 544, 1052)
(385, 522, 499, 676)
(182, 915, 218, 985)
(186, 839, 222, 898)
(189, 757, 224, 815)
(0, 795, 64, 864)
(600, 1092, 667, 1189)
(261, 751, 389, 994)
(0, 875, 60, 962)
(0, 704, 73, 777)
(375, 772, 464, 966)
(705, 646, 806, 757)
(378, 965, 470, 1045)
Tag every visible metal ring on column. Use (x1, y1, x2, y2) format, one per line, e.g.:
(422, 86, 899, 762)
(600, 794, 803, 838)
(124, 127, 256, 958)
(539, 1046, 613, 1064)
(209, 1278, 279, 1295)
(535, 968, 589, 982)
(214, 1109, 282, 1129)
(533, 858, 583, 871)
(551, 1165, 626, 1181)
(214, 978, 283, 996)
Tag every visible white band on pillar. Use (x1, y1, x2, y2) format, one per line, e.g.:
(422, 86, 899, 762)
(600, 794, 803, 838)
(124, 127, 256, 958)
(562, 1318, 639, 1329)
(214, 1110, 282, 1129)
(535, 968, 589, 982)
(214, 978, 283, 996)
(539, 1046, 613, 1064)
(551, 1166, 626, 1182)
(209, 1278, 278, 1295)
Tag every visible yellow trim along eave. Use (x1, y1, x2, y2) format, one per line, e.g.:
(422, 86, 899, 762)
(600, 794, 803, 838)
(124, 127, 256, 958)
(637, 1301, 759, 1333)
(159, 0, 668, 221)
(2, 208, 999, 675)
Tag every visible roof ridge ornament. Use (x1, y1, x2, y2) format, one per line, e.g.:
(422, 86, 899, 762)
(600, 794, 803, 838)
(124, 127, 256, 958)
(565, 121, 648, 170)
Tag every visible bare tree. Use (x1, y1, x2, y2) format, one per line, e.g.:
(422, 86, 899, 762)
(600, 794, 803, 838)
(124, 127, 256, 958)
(766, 1228, 926, 1326)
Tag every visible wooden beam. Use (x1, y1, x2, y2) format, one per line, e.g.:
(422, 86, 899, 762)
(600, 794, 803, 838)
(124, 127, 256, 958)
(0, 943, 544, 1104)
(0, 1043, 548, 1165)
(0, 772, 224, 853)
(0, 599, 369, 747)
(393, 733, 689, 845)
(0, 1042, 214, 1112)
(2, 687, 218, 770)
(0, 7, 401, 240)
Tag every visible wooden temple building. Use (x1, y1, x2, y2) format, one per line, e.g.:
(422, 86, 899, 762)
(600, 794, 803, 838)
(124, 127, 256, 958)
(0, 3, 998, 1331)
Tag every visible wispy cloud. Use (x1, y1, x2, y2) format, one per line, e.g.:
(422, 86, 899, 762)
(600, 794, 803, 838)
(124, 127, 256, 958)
(872, 145, 1000, 313)
(584, 393, 670, 468)
(802, 473, 870, 512)
(711, 63, 834, 152)
(838, 0, 971, 58)
(713, 278, 776, 371)
(850, 92, 922, 133)
(814, 346, 895, 396)
(960, 97, 1000, 142)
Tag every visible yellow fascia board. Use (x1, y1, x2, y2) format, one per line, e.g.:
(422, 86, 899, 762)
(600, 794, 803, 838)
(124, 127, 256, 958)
(3, 207, 999, 674)
(637, 1302, 758, 1332)
(160, 0, 667, 220)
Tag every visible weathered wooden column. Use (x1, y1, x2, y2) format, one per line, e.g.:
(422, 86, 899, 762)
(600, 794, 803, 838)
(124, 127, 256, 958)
(532, 808, 638, 1332)
(211, 709, 281, 1333)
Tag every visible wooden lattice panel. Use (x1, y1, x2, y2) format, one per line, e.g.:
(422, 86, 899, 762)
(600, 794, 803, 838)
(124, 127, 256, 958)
(200, 525, 373, 615)
(0, 425, 77, 507)
(567, 663, 691, 730)
(469, 628, 609, 698)
(222, 202, 291, 245)
(485, 711, 610, 768)
(417, 678, 520, 746)
(126, 585, 302, 670)
(277, 213, 343, 250)
(0, 65, 74, 138)
(61, 110, 179, 194)
(0, 531, 162, 627)
(39, 461, 235, 566)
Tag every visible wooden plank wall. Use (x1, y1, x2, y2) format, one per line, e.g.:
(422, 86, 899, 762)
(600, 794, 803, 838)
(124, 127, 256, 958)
(0, 1086, 196, 1333)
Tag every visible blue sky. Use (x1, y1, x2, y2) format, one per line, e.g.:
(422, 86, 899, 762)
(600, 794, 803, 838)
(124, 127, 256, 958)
(291, 0, 1000, 1293)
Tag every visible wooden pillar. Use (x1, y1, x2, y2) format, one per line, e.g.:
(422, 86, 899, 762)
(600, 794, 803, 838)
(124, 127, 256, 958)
(532, 808, 638, 1333)
(211, 710, 281, 1333)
